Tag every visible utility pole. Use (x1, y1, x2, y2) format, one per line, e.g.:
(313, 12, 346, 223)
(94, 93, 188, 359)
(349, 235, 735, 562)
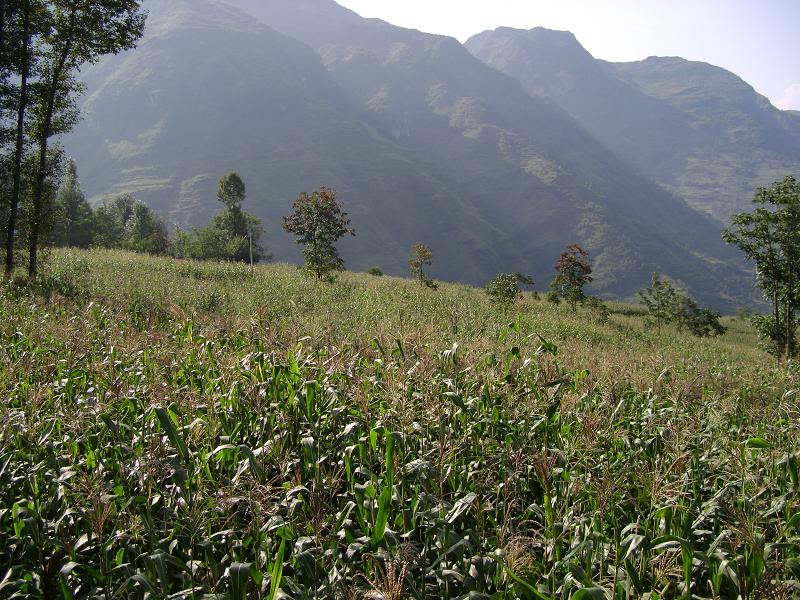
(248, 224, 254, 277)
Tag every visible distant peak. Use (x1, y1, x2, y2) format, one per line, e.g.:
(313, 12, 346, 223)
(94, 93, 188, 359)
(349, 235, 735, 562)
(467, 25, 592, 62)
(526, 27, 579, 39)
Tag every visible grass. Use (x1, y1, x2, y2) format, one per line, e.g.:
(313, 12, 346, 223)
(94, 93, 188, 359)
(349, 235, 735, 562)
(0, 248, 798, 599)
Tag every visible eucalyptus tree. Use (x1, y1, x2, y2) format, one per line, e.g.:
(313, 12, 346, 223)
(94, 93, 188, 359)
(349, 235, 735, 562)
(3, 0, 43, 276)
(26, 0, 146, 276)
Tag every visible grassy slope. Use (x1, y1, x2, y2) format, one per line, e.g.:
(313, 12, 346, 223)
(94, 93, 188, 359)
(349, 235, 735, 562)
(43, 249, 766, 382)
(1, 249, 798, 598)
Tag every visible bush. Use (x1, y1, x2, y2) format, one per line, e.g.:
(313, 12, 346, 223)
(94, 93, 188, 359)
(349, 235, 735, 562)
(638, 273, 725, 337)
(546, 290, 561, 305)
(752, 313, 796, 356)
(367, 267, 383, 277)
(676, 298, 726, 338)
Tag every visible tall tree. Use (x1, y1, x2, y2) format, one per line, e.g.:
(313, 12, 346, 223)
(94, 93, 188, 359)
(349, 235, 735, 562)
(210, 171, 265, 263)
(4, 0, 38, 277)
(26, 0, 146, 276)
(171, 173, 266, 264)
(408, 242, 435, 288)
(638, 272, 681, 330)
(724, 176, 800, 358)
(282, 186, 354, 281)
(550, 243, 593, 312)
(50, 158, 93, 247)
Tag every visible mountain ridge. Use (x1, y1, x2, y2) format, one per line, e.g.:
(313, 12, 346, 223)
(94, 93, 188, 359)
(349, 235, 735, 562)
(466, 26, 800, 222)
(63, 0, 756, 309)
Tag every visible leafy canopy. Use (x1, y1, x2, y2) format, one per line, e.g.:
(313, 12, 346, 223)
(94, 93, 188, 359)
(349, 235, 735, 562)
(408, 242, 436, 289)
(485, 272, 533, 307)
(723, 175, 800, 357)
(638, 272, 725, 338)
(282, 186, 354, 281)
(173, 172, 266, 263)
(549, 244, 592, 312)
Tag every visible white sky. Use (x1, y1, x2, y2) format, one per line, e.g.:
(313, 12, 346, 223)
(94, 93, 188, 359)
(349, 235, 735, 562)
(336, 0, 800, 110)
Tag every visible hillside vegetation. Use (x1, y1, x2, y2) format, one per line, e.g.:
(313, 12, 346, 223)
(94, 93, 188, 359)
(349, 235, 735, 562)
(63, 0, 753, 308)
(1, 249, 798, 598)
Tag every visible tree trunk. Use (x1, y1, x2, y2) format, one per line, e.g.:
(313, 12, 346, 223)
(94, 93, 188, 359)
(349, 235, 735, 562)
(29, 41, 71, 277)
(1, 0, 5, 70)
(5, 1, 30, 278)
(774, 287, 781, 359)
(786, 298, 792, 360)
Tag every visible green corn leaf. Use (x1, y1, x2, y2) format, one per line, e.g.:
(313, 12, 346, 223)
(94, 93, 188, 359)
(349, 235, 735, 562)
(267, 540, 286, 600)
(745, 437, 772, 449)
(571, 589, 607, 600)
(229, 562, 251, 600)
(154, 407, 189, 463)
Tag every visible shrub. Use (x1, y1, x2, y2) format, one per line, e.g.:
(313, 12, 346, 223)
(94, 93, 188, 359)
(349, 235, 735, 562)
(485, 272, 533, 307)
(676, 297, 726, 338)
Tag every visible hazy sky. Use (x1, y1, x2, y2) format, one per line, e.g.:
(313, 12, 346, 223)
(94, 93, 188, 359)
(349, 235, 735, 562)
(335, 0, 800, 111)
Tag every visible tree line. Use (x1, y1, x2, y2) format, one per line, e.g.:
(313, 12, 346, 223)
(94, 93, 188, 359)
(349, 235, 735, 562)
(0, 0, 146, 277)
(42, 165, 268, 262)
(36, 155, 734, 339)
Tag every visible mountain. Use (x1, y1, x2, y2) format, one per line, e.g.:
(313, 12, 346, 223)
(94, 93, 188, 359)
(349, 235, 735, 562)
(64, 0, 752, 308)
(66, 0, 504, 280)
(466, 27, 800, 222)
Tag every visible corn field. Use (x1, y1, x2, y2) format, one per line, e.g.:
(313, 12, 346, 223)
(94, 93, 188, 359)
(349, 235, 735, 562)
(0, 250, 798, 599)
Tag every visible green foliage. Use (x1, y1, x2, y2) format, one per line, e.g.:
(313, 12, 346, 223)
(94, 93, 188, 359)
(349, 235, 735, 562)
(638, 273, 681, 329)
(2, 0, 146, 276)
(751, 312, 797, 358)
(638, 273, 725, 338)
(282, 186, 354, 281)
(217, 171, 247, 210)
(550, 244, 592, 312)
(94, 193, 169, 254)
(49, 159, 95, 248)
(675, 296, 726, 338)
(367, 266, 383, 276)
(0, 248, 797, 599)
(34, 251, 90, 301)
(724, 176, 800, 358)
(173, 173, 267, 263)
(408, 242, 436, 288)
(583, 295, 610, 324)
(485, 272, 533, 307)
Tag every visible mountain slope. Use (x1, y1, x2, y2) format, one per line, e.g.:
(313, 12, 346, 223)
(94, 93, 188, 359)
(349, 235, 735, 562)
(65, 0, 753, 308)
(65, 0, 509, 281)
(222, 0, 751, 306)
(466, 27, 800, 222)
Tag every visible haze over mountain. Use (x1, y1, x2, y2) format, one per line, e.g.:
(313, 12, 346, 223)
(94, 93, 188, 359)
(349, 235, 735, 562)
(466, 27, 800, 222)
(64, 0, 754, 308)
